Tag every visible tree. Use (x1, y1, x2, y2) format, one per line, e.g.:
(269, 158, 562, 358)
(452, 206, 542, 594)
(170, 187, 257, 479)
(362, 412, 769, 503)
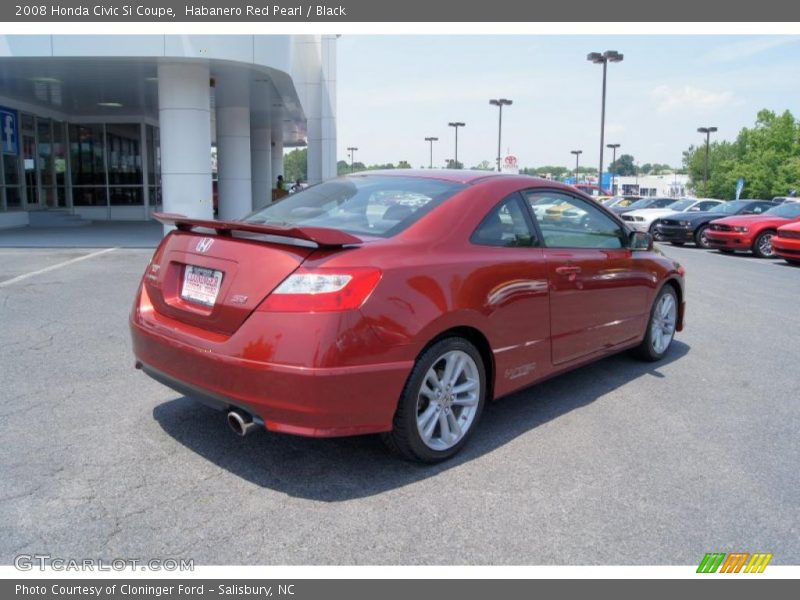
(609, 154, 637, 176)
(471, 160, 494, 171)
(397, 160, 412, 169)
(682, 109, 800, 198)
(283, 148, 307, 182)
(445, 159, 464, 169)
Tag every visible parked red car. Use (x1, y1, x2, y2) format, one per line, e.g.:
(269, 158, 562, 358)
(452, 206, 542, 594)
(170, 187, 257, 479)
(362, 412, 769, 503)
(130, 171, 685, 462)
(705, 202, 800, 258)
(772, 221, 800, 266)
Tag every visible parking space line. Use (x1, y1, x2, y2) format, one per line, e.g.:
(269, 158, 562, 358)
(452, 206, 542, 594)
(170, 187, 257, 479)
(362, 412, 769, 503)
(0, 247, 118, 288)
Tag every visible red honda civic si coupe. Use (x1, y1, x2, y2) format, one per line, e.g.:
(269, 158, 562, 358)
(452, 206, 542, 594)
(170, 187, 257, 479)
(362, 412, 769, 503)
(130, 171, 685, 462)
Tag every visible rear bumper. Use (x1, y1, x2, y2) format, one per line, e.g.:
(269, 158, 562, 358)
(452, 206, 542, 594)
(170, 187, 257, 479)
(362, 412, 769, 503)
(772, 236, 800, 260)
(705, 231, 753, 250)
(130, 291, 413, 438)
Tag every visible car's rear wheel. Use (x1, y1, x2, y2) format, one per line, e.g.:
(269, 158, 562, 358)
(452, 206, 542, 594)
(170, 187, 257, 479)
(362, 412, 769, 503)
(634, 285, 678, 362)
(382, 337, 486, 463)
(753, 230, 777, 258)
(694, 225, 711, 249)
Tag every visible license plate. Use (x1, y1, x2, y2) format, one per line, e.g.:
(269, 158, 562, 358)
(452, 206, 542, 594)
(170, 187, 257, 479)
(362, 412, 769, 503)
(181, 265, 223, 307)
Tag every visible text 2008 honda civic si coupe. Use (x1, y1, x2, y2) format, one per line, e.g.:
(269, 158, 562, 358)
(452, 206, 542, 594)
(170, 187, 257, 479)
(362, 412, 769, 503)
(130, 171, 685, 462)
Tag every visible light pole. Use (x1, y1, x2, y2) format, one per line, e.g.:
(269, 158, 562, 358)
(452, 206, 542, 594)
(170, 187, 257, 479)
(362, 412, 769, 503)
(571, 150, 583, 186)
(489, 98, 512, 172)
(588, 50, 623, 194)
(424, 137, 438, 169)
(606, 143, 620, 194)
(697, 126, 717, 194)
(448, 122, 465, 168)
(347, 146, 358, 173)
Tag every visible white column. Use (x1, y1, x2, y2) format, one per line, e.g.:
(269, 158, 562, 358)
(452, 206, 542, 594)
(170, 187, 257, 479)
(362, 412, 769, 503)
(251, 126, 272, 210)
(305, 35, 337, 185)
(271, 133, 284, 188)
(215, 72, 252, 220)
(157, 62, 213, 230)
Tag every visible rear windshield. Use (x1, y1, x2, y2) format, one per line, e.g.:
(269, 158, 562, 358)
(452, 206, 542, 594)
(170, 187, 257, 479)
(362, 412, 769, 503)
(243, 176, 465, 237)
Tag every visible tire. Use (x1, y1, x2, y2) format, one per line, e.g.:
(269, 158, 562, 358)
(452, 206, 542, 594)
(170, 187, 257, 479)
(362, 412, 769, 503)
(669, 241, 685, 247)
(752, 230, 777, 258)
(694, 225, 711, 249)
(633, 285, 678, 362)
(382, 337, 486, 463)
(785, 259, 800, 267)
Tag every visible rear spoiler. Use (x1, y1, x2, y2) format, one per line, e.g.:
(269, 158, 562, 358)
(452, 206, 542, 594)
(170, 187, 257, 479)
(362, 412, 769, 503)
(152, 213, 363, 248)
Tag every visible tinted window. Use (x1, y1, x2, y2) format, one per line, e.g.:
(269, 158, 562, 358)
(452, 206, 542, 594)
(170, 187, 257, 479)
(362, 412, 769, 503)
(243, 176, 465, 237)
(472, 195, 536, 247)
(763, 203, 800, 218)
(692, 201, 721, 211)
(524, 191, 625, 249)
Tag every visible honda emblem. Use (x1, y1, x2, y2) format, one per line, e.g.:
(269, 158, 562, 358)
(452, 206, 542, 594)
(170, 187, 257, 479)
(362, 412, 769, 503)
(195, 238, 214, 253)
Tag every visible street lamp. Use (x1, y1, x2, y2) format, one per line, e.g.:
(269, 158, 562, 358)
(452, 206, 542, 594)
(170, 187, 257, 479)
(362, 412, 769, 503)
(489, 98, 512, 172)
(424, 137, 438, 169)
(697, 126, 718, 194)
(448, 122, 465, 169)
(571, 150, 583, 186)
(606, 143, 620, 194)
(588, 50, 623, 193)
(347, 146, 358, 173)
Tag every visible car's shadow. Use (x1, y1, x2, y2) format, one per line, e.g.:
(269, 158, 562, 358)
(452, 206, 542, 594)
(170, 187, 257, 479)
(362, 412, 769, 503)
(153, 341, 690, 502)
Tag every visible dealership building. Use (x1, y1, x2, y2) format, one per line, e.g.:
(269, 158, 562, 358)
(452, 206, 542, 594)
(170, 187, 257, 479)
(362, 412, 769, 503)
(0, 34, 337, 229)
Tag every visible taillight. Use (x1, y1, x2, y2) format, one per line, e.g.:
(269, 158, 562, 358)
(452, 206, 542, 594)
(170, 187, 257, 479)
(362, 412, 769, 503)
(258, 267, 382, 312)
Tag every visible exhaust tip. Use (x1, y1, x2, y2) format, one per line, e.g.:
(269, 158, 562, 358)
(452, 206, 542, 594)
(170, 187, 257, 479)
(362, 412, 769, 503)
(226, 410, 256, 437)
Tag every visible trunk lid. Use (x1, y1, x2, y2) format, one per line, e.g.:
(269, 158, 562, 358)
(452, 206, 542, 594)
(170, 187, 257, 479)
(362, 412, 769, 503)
(143, 214, 363, 335)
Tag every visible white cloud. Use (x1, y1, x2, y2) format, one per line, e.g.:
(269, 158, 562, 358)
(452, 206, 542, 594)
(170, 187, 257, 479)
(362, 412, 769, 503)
(650, 85, 735, 114)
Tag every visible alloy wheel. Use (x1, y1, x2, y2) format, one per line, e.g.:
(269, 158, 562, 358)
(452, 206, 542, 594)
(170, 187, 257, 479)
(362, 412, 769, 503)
(758, 233, 775, 257)
(650, 292, 677, 355)
(415, 350, 481, 451)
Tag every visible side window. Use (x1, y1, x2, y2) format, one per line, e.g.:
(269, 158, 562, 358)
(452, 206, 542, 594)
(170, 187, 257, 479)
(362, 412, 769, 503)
(471, 195, 536, 248)
(524, 191, 626, 249)
(749, 204, 766, 214)
(694, 201, 719, 211)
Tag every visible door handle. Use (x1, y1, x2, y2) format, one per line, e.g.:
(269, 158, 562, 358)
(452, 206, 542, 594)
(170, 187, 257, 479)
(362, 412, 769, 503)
(555, 265, 582, 275)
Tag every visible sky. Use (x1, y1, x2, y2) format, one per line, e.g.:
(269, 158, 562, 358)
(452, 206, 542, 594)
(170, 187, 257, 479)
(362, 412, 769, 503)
(336, 35, 800, 171)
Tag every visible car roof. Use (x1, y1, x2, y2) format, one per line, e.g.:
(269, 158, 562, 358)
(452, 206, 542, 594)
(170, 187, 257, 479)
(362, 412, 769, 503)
(349, 169, 548, 186)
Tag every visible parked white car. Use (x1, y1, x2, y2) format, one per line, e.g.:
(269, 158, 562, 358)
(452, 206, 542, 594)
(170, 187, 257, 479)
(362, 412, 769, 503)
(620, 198, 724, 234)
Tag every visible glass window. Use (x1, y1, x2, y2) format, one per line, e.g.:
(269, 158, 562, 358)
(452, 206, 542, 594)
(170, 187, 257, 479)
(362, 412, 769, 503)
(109, 187, 143, 206)
(524, 191, 626, 249)
(69, 124, 106, 186)
(5, 187, 22, 209)
(38, 118, 54, 187)
(2, 154, 19, 186)
(244, 175, 465, 237)
(692, 201, 719, 212)
(472, 195, 536, 247)
(106, 123, 142, 186)
(72, 187, 107, 207)
(146, 125, 160, 186)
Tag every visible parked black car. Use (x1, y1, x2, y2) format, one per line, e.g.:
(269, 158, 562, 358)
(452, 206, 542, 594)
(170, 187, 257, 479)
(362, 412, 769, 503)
(656, 199, 777, 248)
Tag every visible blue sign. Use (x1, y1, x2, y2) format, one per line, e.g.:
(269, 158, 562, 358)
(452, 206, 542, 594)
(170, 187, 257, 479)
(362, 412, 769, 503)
(0, 106, 19, 155)
(735, 177, 745, 200)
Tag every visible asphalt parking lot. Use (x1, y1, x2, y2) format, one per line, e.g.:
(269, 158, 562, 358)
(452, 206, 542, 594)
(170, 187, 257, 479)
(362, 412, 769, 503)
(1, 240, 799, 565)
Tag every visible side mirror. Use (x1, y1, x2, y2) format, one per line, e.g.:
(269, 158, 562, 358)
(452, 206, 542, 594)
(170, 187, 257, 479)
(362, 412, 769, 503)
(629, 230, 653, 251)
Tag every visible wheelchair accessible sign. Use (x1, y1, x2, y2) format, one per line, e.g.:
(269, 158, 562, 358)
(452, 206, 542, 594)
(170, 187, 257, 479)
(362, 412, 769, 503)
(1, 106, 19, 155)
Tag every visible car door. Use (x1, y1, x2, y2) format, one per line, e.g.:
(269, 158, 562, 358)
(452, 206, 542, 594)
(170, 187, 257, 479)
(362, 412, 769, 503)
(522, 190, 651, 366)
(469, 193, 551, 393)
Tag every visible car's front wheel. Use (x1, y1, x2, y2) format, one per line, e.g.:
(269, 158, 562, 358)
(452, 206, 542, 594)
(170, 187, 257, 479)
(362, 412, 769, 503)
(694, 225, 711, 249)
(753, 230, 777, 258)
(383, 337, 486, 463)
(634, 285, 678, 362)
